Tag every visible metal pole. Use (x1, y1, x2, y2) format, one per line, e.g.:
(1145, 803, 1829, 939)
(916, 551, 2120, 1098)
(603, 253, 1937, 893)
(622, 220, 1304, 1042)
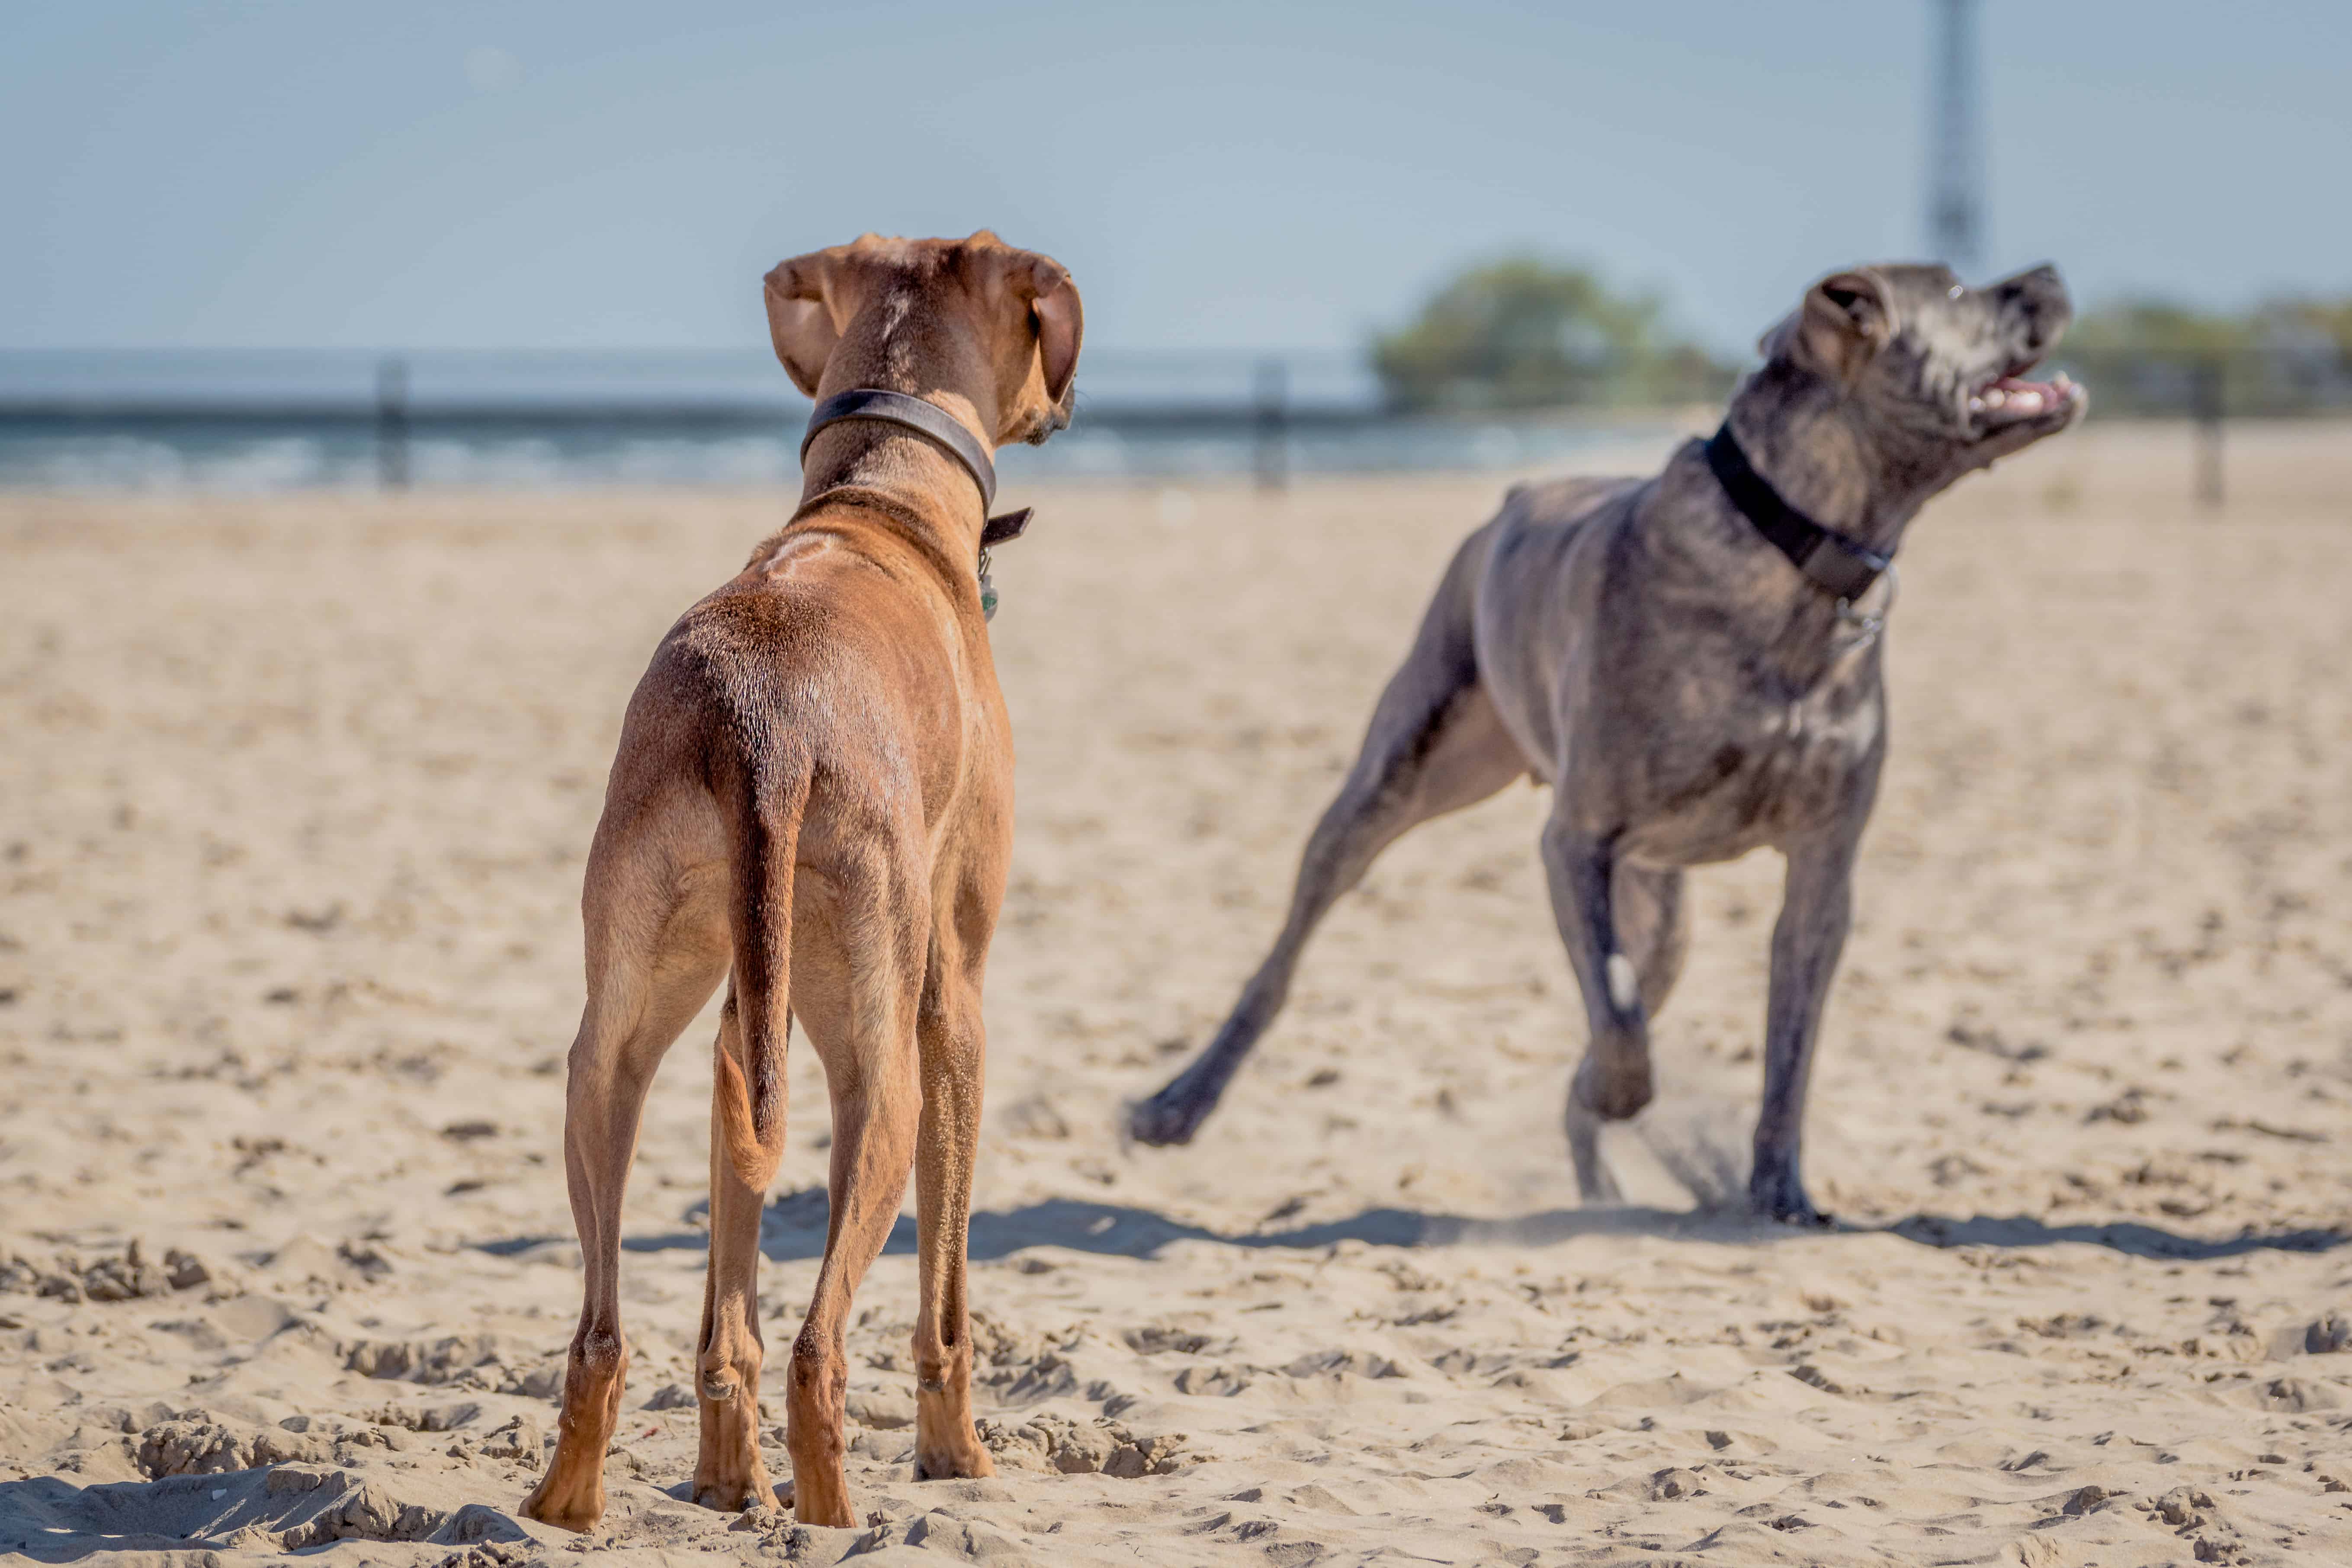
(2193, 354, 2224, 512)
(376, 355, 410, 491)
(1927, 0, 1984, 273)
(1253, 356, 1288, 491)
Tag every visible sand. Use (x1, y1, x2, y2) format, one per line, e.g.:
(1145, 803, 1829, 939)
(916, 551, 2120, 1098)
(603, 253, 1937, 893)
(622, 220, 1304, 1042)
(2, 420, 2349, 1567)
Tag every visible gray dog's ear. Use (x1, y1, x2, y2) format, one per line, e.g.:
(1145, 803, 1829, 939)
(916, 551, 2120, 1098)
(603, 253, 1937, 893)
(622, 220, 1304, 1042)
(763, 252, 842, 397)
(1775, 269, 1893, 383)
(1025, 258, 1083, 404)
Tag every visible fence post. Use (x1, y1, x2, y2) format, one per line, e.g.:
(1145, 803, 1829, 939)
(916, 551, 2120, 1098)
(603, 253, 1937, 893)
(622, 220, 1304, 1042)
(376, 356, 410, 491)
(1253, 356, 1288, 491)
(2192, 353, 2224, 512)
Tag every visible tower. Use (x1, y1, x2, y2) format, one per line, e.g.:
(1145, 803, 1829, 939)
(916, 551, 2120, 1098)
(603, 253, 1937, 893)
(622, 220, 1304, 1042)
(1927, 0, 1984, 273)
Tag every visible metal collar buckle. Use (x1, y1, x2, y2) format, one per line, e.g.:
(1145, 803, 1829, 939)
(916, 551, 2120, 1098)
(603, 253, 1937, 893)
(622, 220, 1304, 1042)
(1832, 562, 1898, 654)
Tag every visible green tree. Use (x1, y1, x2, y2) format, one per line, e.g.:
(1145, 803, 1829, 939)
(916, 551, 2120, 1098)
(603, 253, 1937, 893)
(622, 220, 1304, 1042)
(1371, 257, 1728, 412)
(2254, 296, 2352, 359)
(2067, 299, 2251, 358)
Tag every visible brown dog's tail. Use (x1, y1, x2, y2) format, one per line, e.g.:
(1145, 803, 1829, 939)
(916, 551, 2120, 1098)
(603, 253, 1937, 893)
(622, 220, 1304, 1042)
(714, 748, 810, 1194)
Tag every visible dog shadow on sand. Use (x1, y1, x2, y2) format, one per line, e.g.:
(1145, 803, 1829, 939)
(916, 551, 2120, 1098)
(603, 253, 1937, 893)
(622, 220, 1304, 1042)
(483, 1098, 2344, 1268)
(552, 1196, 2339, 1269)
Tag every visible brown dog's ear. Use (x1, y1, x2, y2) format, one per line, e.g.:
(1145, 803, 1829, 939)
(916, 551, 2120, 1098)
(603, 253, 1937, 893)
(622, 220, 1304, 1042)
(1780, 269, 1893, 382)
(763, 253, 841, 397)
(1027, 258, 1083, 403)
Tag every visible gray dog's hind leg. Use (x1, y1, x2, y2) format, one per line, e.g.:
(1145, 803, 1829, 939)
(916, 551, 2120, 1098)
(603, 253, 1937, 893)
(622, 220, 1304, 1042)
(1563, 863, 1687, 1201)
(1749, 831, 1859, 1225)
(1130, 529, 1526, 1148)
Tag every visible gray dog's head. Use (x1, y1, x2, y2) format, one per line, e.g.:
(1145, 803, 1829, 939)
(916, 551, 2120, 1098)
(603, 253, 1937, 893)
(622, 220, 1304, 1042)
(1752, 262, 2085, 499)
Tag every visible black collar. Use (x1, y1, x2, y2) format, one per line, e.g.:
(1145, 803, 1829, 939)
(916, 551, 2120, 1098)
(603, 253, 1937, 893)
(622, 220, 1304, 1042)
(801, 388, 1032, 551)
(1703, 423, 1889, 603)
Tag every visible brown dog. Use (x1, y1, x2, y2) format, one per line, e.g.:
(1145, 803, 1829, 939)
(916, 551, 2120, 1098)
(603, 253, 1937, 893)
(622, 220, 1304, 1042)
(519, 232, 1081, 1532)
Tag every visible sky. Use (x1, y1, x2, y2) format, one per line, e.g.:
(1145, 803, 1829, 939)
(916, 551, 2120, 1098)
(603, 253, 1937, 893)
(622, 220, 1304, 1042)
(4, 1, 2346, 356)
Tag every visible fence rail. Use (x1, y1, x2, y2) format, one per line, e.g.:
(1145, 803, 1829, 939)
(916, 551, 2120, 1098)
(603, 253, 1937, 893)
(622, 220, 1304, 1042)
(2, 346, 2343, 500)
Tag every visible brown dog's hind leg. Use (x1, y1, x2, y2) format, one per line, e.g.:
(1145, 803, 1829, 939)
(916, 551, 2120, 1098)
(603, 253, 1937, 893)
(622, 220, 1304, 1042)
(911, 919, 995, 1482)
(692, 757, 808, 1517)
(691, 985, 783, 1514)
(1131, 529, 1524, 1147)
(788, 1051, 922, 1523)
(523, 823, 730, 1533)
(782, 849, 926, 1529)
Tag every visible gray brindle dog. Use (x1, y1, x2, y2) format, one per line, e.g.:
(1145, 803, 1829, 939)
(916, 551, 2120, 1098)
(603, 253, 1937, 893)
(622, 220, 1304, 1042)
(1132, 262, 2084, 1224)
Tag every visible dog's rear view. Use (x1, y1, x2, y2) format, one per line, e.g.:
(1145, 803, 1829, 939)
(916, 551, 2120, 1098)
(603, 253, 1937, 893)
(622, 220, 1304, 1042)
(521, 232, 1081, 1532)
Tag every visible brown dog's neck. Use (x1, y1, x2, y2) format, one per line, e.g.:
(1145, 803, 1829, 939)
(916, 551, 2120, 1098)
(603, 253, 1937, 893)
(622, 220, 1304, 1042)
(794, 418, 993, 578)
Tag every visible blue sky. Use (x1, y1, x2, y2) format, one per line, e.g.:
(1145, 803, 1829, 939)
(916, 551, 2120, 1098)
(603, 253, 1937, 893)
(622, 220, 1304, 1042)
(5, 1, 2345, 354)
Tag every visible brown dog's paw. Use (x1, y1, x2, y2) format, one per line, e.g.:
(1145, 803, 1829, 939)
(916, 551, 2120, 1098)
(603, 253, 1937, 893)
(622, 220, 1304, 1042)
(915, 1436, 997, 1482)
(691, 1463, 776, 1515)
(518, 1471, 604, 1534)
(790, 1473, 858, 1530)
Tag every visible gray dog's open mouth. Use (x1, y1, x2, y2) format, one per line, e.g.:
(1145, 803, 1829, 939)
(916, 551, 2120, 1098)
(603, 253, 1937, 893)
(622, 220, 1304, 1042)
(1969, 367, 2085, 430)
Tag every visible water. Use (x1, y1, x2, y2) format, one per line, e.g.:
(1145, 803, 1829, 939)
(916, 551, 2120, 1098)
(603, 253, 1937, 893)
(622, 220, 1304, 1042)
(0, 350, 1687, 491)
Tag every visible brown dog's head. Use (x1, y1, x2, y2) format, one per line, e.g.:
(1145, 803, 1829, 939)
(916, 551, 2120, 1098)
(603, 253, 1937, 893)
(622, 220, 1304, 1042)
(1755, 261, 2084, 489)
(763, 231, 1081, 449)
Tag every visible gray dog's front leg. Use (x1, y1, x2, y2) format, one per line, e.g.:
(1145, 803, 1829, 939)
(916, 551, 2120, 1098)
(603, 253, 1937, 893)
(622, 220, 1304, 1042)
(1750, 833, 1859, 1225)
(1540, 819, 1656, 1134)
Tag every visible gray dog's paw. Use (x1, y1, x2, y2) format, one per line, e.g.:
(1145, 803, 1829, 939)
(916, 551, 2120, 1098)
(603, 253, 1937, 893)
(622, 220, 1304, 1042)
(1749, 1159, 1830, 1227)
(1571, 1058, 1656, 1124)
(1126, 1089, 1206, 1148)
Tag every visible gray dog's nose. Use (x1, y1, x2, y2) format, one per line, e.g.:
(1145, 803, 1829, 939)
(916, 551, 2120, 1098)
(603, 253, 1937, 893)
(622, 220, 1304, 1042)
(1992, 264, 2070, 351)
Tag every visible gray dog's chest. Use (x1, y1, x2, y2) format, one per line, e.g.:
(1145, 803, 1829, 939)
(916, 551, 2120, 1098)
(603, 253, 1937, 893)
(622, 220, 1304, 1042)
(1612, 669, 1884, 865)
(1477, 501, 1887, 867)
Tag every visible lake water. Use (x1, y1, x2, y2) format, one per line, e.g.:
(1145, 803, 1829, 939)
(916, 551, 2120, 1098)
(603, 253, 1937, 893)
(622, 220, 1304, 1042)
(0, 350, 1689, 491)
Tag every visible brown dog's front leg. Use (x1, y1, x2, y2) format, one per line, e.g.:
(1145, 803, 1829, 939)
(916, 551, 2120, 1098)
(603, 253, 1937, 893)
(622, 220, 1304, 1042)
(1750, 830, 1859, 1225)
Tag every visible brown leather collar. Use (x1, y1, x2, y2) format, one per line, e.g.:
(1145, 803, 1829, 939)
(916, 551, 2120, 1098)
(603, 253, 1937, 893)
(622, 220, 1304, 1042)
(801, 388, 1032, 550)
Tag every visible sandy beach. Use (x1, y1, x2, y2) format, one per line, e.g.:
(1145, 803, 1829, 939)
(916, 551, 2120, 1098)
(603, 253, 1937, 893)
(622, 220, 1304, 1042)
(3, 420, 2350, 1566)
